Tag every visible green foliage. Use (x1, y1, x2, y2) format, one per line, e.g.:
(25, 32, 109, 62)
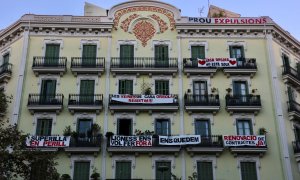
(63, 126, 72, 136)
(188, 172, 198, 180)
(60, 174, 71, 180)
(90, 168, 100, 180)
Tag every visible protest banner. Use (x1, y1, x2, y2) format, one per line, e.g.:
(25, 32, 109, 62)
(159, 135, 201, 145)
(223, 135, 266, 147)
(26, 136, 71, 147)
(110, 135, 152, 147)
(198, 58, 237, 67)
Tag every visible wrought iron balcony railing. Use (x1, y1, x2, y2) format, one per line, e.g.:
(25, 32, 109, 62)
(187, 135, 223, 148)
(27, 94, 64, 106)
(68, 94, 103, 106)
(32, 56, 67, 68)
(223, 58, 257, 69)
(111, 57, 178, 68)
(184, 94, 220, 106)
(69, 135, 101, 147)
(293, 141, 300, 153)
(282, 64, 300, 80)
(225, 94, 261, 107)
(71, 57, 105, 68)
(288, 101, 300, 113)
(0, 63, 12, 75)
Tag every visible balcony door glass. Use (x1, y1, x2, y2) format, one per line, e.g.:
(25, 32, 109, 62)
(40, 80, 56, 104)
(117, 119, 132, 136)
(155, 80, 169, 95)
(116, 162, 131, 179)
(77, 119, 92, 138)
(73, 162, 90, 180)
(195, 120, 211, 136)
(36, 119, 52, 136)
(156, 119, 170, 136)
(3, 53, 9, 65)
(80, 80, 95, 104)
(191, 46, 205, 67)
(294, 126, 300, 141)
(197, 162, 213, 180)
(233, 81, 248, 103)
(230, 46, 245, 66)
(45, 44, 60, 65)
(155, 45, 169, 67)
(240, 162, 258, 180)
(193, 81, 207, 103)
(237, 120, 253, 135)
(156, 161, 171, 180)
(82, 45, 96, 66)
(282, 54, 290, 72)
(119, 80, 133, 95)
(120, 45, 134, 67)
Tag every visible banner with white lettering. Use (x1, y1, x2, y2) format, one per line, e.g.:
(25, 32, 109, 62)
(198, 58, 237, 67)
(159, 135, 201, 145)
(26, 136, 71, 147)
(111, 94, 176, 104)
(110, 135, 152, 147)
(223, 135, 266, 147)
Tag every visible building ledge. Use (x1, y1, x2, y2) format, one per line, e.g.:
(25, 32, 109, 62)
(186, 147, 224, 157)
(230, 147, 267, 157)
(107, 146, 180, 157)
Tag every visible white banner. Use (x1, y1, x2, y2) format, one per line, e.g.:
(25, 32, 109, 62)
(198, 58, 237, 67)
(188, 17, 269, 24)
(110, 135, 152, 147)
(223, 135, 266, 147)
(159, 135, 201, 145)
(111, 94, 176, 104)
(26, 136, 70, 147)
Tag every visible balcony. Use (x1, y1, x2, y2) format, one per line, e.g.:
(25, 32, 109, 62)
(223, 58, 257, 77)
(110, 57, 178, 77)
(65, 135, 102, 155)
(106, 135, 180, 156)
(185, 135, 224, 156)
(282, 65, 300, 90)
(184, 94, 220, 114)
(70, 57, 105, 76)
(68, 94, 103, 114)
(183, 58, 217, 77)
(27, 94, 64, 114)
(288, 101, 300, 121)
(0, 63, 12, 83)
(32, 56, 67, 76)
(109, 94, 179, 114)
(293, 141, 300, 171)
(225, 94, 262, 115)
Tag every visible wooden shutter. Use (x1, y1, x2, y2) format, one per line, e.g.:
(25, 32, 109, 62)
(155, 45, 169, 67)
(82, 45, 97, 66)
(197, 162, 213, 180)
(3, 54, 9, 64)
(80, 80, 95, 95)
(40, 80, 56, 103)
(36, 119, 52, 136)
(120, 45, 134, 67)
(156, 162, 171, 180)
(73, 162, 90, 180)
(191, 46, 205, 59)
(240, 162, 258, 180)
(116, 162, 131, 179)
(287, 86, 294, 102)
(155, 80, 169, 95)
(297, 63, 300, 77)
(45, 44, 60, 65)
(119, 80, 133, 94)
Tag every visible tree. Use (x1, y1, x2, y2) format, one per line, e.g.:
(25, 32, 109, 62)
(0, 91, 60, 180)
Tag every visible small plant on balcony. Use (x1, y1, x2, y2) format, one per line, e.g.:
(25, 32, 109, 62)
(252, 89, 258, 94)
(71, 131, 78, 139)
(188, 172, 198, 180)
(60, 174, 71, 180)
(63, 126, 72, 136)
(91, 123, 101, 136)
(90, 168, 100, 180)
(211, 87, 217, 94)
(226, 88, 232, 94)
(135, 129, 154, 135)
(105, 131, 114, 138)
(259, 127, 268, 135)
(144, 87, 152, 95)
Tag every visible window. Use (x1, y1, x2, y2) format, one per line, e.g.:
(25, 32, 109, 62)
(120, 45, 134, 67)
(119, 80, 133, 94)
(82, 45, 97, 66)
(117, 119, 132, 136)
(197, 162, 213, 180)
(195, 120, 211, 136)
(36, 119, 52, 136)
(230, 46, 245, 66)
(287, 86, 295, 102)
(30, 161, 47, 180)
(73, 162, 90, 180)
(233, 81, 248, 96)
(193, 81, 208, 103)
(77, 119, 92, 138)
(155, 45, 169, 67)
(155, 80, 169, 95)
(156, 161, 171, 180)
(294, 125, 300, 141)
(282, 54, 290, 68)
(45, 44, 60, 65)
(115, 161, 131, 179)
(156, 119, 170, 136)
(80, 80, 95, 104)
(237, 120, 253, 135)
(240, 162, 258, 180)
(2, 53, 9, 65)
(40, 80, 56, 103)
(191, 46, 205, 59)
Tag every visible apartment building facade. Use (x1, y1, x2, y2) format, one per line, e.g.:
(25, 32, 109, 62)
(1, 0, 300, 179)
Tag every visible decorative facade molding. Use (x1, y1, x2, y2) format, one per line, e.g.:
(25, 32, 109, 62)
(120, 14, 140, 32)
(117, 40, 138, 51)
(151, 40, 173, 51)
(133, 20, 156, 47)
(227, 41, 247, 51)
(152, 113, 174, 127)
(192, 113, 214, 126)
(73, 113, 96, 127)
(113, 113, 136, 134)
(233, 114, 256, 127)
(76, 75, 99, 92)
(32, 113, 57, 135)
(151, 155, 175, 179)
(188, 40, 208, 53)
(112, 155, 136, 179)
(188, 75, 211, 94)
(237, 156, 261, 180)
(37, 75, 61, 92)
(152, 75, 173, 94)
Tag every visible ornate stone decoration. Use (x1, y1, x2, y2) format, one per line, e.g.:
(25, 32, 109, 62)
(120, 14, 139, 32)
(149, 14, 168, 33)
(132, 20, 156, 47)
(114, 6, 175, 30)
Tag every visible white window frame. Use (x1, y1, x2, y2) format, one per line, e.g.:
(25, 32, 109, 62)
(230, 77, 252, 93)
(117, 40, 138, 52)
(152, 40, 173, 55)
(73, 113, 96, 127)
(115, 75, 137, 94)
(189, 75, 211, 94)
(152, 113, 174, 129)
(192, 113, 214, 127)
(112, 155, 136, 179)
(32, 113, 56, 135)
(152, 155, 175, 179)
(237, 156, 261, 180)
(234, 115, 255, 135)
(42, 39, 64, 56)
(80, 39, 100, 57)
(1, 47, 11, 65)
(76, 75, 99, 94)
(114, 113, 136, 135)
(152, 75, 173, 94)
(227, 41, 247, 52)
(193, 155, 217, 180)
(38, 75, 60, 93)
(70, 155, 94, 180)
(188, 41, 208, 56)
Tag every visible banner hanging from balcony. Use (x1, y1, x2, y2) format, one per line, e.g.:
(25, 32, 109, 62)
(159, 135, 201, 145)
(26, 136, 71, 147)
(188, 17, 269, 24)
(197, 58, 237, 67)
(110, 135, 152, 147)
(111, 94, 176, 104)
(223, 135, 266, 147)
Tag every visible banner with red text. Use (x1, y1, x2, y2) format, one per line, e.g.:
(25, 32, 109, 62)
(111, 94, 176, 104)
(223, 135, 266, 147)
(198, 58, 237, 67)
(110, 135, 152, 147)
(26, 136, 70, 147)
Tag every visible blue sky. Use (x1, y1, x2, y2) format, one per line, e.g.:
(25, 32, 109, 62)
(1, 0, 299, 41)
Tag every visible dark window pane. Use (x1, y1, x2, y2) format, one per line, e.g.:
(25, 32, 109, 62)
(119, 80, 133, 94)
(195, 120, 211, 136)
(36, 119, 52, 136)
(191, 46, 205, 59)
(117, 119, 132, 136)
(197, 162, 213, 180)
(155, 80, 169, 95)
(240, 162, 258, 180)
(156, 119, 170, 136)
(237, 120, 253, 135)
(73, 162, 90, 180)
(77, 119, 92, 137)
(116, 162, 131, 179)
(156, 162, 171, 180)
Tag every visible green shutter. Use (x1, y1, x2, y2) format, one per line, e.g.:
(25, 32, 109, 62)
(40, 80, 56, 103)
(156, 162, 171, 180)
(116, 162, 131, 179)
(195, 120, 210, 136)
(45, 44, 60, 65)
(3, 54, 9, 64)
(120, 45, 134, 67)
(36, 119, 52, 136)
(197, 162, 213, 180)
(80, 80, 95, 104)
(240, 162, 258, 180)
(82, 45, 97, 66)
(287, 86, 294, 102)
(297, 63, 300, 77)
(191, 46, 205, 59)
(155, 45, 169, 67)
(73, 162, 90, 180)
(155, 80, 169, 95)
(119, 80, 133, 94)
